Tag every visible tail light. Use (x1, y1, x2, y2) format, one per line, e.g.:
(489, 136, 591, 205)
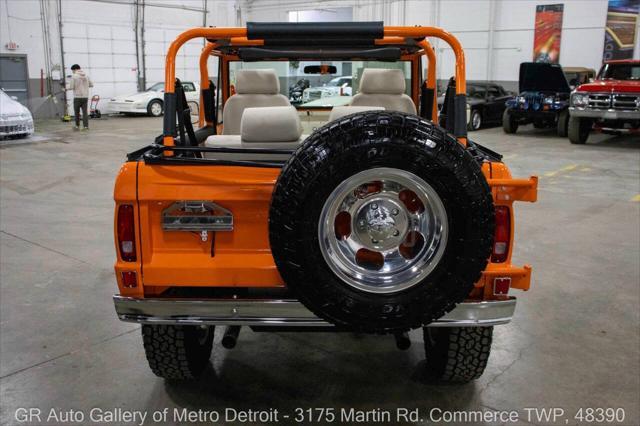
(117, 204, 136, 262)
(492, 206, 510, 263)
(121, 271, 137, 288)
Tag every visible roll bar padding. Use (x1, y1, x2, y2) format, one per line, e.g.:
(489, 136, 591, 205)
(246, 21, 384, 40)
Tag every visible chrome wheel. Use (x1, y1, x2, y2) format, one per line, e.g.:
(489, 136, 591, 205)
(318, 168, 448, 294)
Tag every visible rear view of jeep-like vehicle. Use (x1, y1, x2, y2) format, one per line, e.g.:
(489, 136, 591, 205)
(568, 59, 640, 144)
(112, 22, 537, 383)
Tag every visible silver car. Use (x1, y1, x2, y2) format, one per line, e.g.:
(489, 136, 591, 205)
(0, 89, 34, 139)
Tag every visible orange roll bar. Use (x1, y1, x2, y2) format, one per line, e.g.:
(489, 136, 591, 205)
(163, 26, 468, 147)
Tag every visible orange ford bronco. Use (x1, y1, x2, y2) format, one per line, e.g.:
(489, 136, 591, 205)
(113, 22, 538, 382)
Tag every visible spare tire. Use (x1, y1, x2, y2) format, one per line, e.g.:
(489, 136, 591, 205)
(269, 111, 494, 333)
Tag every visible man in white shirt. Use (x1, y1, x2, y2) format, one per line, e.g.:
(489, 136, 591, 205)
(69, 64, 93, 130)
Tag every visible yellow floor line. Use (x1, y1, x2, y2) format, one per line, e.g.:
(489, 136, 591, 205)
(631, 194, 640, 202)
(544, 164, 578, 177)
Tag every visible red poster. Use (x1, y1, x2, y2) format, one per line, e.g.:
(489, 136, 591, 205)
(533, 4, 564, 63)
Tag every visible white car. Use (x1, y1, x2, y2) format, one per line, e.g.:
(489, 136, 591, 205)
(302, 76, 352, 103)
(0, 89, 34, 139)
(109, 82, 200, 117)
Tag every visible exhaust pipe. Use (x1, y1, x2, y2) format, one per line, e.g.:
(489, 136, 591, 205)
(222, 326, 241, 349)
(394, 332, 411, 350)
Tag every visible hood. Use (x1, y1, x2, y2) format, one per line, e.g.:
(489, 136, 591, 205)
(519, 62, 570, 93)
(0, 91, 30, 116)
(576, 79, 640, 93)
(111, 92, 153, 102)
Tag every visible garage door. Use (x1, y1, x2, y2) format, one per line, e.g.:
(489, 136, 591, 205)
(0, 55, 29, 106)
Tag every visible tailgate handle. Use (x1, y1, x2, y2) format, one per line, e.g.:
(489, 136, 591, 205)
(162, 201, 233, 231)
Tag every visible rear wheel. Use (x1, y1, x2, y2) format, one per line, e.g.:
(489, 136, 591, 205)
(502, 109, 518, 134)
(568, 116, 591, 144)
(269, 111, 494, 333)
(557, 110, 569, 137)
(147, 99, 163, 117)
(423, 326, 493, 383)
(142, 324, 214, 379)
(468, 109, 482, 131)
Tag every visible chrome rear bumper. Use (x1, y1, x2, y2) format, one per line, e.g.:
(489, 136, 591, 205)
(113, 295, 516, 328)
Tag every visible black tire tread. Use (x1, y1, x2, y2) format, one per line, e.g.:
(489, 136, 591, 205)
(141, 324, 213, 380)
(557, 110, 569, 137)
(502, 109, 518, 134)
(424, 326, 493, 383)
(568, 116, 589, 144)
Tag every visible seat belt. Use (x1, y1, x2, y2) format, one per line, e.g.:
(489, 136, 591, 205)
(175, 78, 198, 147)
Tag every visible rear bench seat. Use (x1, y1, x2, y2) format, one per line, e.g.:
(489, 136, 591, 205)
(205, 105, 386, 162)
(205, 106, 304, 161)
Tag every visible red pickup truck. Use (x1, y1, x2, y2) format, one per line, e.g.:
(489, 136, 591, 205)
(568, 59, 640, 144)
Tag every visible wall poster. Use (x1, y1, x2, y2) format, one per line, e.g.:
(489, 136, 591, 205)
(533, 4, 564, 63)
(602, 0, 640, 61)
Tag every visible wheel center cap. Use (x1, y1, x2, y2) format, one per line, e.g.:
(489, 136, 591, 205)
(355, 198, 408, 250)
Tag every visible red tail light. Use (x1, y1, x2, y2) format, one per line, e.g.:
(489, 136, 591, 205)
(117, 204, 136, 262)
(492, 206, 510, 263)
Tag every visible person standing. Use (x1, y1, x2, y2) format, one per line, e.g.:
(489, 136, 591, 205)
(69, 64, 93, 130)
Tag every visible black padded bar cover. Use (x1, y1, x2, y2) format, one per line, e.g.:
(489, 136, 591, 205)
(262, 38, 376, 48)
(453, 94, 468, 138)
(202, 87, 215, 123)
(420, 84, 434, 120)
(238, 47, 400, 61)
(246, 21, 384, 40)
(163, 92, 177, 138)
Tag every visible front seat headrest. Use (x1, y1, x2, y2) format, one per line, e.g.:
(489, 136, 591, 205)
(235, 69, 280, 94)
(359, 69, 406, 95)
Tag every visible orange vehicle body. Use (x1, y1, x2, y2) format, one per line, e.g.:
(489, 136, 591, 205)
(114, 26, 537, 300)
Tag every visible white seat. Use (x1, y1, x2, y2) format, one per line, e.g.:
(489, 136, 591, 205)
(206, 106, 305, 161)
(222, 69, 290, 134)
(351, 69, 416, 114)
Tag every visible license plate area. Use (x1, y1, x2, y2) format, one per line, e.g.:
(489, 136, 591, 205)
(162, 201, 233, 232)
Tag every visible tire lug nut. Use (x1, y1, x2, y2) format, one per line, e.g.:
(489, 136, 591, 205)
(393, 229, 400, 236)
(371, 238, 378, 244)
(371, 203, 378, 210)
(392, 208, 399, 216)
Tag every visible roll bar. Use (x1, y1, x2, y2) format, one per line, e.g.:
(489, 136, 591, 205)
(164, 25, 467, 149)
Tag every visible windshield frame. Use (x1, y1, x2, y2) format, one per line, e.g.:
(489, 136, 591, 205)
(225, 57, 420, 110)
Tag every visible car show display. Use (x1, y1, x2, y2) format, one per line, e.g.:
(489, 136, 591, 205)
(2, 1, 639, 423)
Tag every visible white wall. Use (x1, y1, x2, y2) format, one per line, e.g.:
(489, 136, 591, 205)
(244, 0, 640, 84)
(1, 0, 639, 117)
(0, 0, 238, 116)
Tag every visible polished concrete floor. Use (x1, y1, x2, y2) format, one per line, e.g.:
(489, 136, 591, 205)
(1, 117, 638, 426)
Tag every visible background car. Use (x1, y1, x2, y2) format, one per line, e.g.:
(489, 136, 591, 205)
(302, 76, 352, 103)
(0, 89, 34, 139)
(109, 81, 199, 117)
(438, 81, 513, 131)
(563, 67, 595, 90)
(503, 62, 571, 136)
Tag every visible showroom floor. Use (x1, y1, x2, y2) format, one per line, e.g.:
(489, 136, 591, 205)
(1, 116, 638, 425)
